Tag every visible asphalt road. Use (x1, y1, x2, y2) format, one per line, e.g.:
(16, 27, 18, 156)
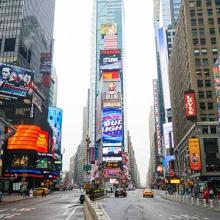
(0, 190, 84, 219)
(99, 189, 220, 220)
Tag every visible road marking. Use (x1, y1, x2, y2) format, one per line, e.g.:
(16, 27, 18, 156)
(65, 207, 78, 220)
(98, 202, 111, 220)
(0, 210, 7, 213)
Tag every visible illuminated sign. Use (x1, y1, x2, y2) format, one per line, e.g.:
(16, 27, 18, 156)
(170, 179, 180, 184)
(102, 71, 119, 80)
(8, 125, 48, 153)
(102, 108, 123, 143)
(106, 162, 119, 168)
(100, 50, 121, 70)
(188, 138, 202, 171)
(184, 91, 197, 119)
(101, 23, 117, 37)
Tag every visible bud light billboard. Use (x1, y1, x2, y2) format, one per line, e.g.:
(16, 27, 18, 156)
(102, 108, 123, 143)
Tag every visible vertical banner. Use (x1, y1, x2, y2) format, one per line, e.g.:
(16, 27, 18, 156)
(184, 91, 197, 119)
(213, 62, 220, 121)
(188, 138, 202, 171)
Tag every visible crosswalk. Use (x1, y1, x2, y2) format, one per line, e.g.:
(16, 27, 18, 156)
(0, 208, 36, 219)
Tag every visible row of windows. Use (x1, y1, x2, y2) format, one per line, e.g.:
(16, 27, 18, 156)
(0, 38, 16, 52)
(195, 58, 218, 66)
(193, 37, 218, 45)
(196, 68, 210, 76)
(190, 8, 220, 17)
(198, 90, 213, 98)
(191, 18, 220, 26)
(197, 79, 212, 87)
(194, 48, 218, 56)
(199, 102, 214, 110)
(189, 0, 220, 8)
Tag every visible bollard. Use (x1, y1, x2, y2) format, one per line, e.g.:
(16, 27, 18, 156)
(203, 199, 207, 208)
(210, 199, 213, 209)
(196, 198, 199, 205)
(182, 195, 185, 203)
(191, 197, 194, 204)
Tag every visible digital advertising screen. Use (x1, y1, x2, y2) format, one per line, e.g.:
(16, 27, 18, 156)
(101, 23, 117, 37)
(102, 108, 123, 143)
(102, 147, 122, 157)
(0, 62, 33, 99)
(8, 125, 48, 153)
(102, 71, 119, 80)
(40, 53, 52, 74)
(103, 156, 122, 162)
(36, 158, 50, 169)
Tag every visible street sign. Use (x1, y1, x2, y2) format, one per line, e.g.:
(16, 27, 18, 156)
(83, 165, 92, 171)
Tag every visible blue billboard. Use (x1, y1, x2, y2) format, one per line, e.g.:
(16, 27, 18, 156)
(48, 107, 63, 156)
(102, 108, 123, 143)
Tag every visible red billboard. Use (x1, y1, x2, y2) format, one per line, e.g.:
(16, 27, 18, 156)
(8, 125, 48, 153)
(184, 91, 197, 119)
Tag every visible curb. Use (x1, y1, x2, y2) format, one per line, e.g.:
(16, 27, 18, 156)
(0, 196, 35, 205)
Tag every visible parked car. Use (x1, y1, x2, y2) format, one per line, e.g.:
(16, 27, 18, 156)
(33, 187, 50, 196)
(143, 188, 154, 198)
(115, 188, 127, 197)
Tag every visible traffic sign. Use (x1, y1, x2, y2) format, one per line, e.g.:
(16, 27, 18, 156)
(83, 165, 92, 171)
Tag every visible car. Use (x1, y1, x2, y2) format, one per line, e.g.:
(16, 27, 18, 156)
(143, 188, 154, 198)
(115, 188, 127, 197)
(33, 187, 50, 196)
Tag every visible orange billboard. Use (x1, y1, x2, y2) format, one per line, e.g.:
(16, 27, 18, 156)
(188, 138, 202, 171)
(8, 125, 48, 153)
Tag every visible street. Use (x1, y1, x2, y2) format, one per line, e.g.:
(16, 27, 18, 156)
(99, 189, 220, 220)
(0, 190, 84, 220)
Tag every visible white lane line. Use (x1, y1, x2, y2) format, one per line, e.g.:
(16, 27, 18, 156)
(98, 202, 111, 220)
(65, 207, 78, 220)
(0, 210, 7, 213)
(3, 215, 15, 219)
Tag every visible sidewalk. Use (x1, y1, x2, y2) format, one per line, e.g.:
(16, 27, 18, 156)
(161, 192, 220, 211)
(0, 193, 34, 204)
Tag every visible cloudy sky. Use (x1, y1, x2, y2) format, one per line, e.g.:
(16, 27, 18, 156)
(53, 0, 157, 186)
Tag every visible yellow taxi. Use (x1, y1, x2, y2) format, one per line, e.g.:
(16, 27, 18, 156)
(33, 187, 49, 196)
(143, 188, 154, 198)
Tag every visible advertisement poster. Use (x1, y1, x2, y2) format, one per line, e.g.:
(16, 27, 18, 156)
(102, 71, 119, 80)
(101, 23, 117, 37)
(102, 108, 123, 143)
(188, 138, 202, 171)
(40, 53, 52, 74)
(0, 62, 33, 99)
(184, 91, 197, 119)
(213, 62, 220, 121)
(102, 81, 121, 107)
(104, 35, 118, 50)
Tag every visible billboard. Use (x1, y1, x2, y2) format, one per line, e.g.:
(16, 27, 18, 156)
(163, 122, 173, 149)
(40, 53, 52, 74)
(102, 147, 122, 157)
(102, 81, 121, 107)
(100, 49, 121, 70)
(102, 108, 123, 143)
(48, 107, 63, 154)
(213, 60, 220, 121)
(102, 71, 120, 80)
(0, 62, 33, 99)
(103, 157, 122, 162)
(188, 138, 202, 171)
(184, 91, 197, 119)
(8, 125, 48, 153)
(101, 23, 117, 37)
(104, 35, 118, 50)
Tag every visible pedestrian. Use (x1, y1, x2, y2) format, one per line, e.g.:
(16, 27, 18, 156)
(0, 190, 3, 202)
(29, 188, 33, 197)
(203, 187, 210, 203)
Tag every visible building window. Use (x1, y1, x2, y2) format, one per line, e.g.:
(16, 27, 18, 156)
(200, 38, 206, 45)
(211, 38, 217, 45)
(4, 38, 16, 52)
(205, 80, 211, 87)
(199, 102, 206, 109)
(216, 8, 220, 15)
(197, 80, 203, 87)
(201, 115, 207, 121)
(209, 114, 215, 121)
(204, 138, 220, 172)
(190, 9, 196, 16)
(209, 18, 214, 25)
(210, 28, 215, 35)
(196, 69, 202, 75)
(197, 9, 203, 16)
(210, 126, 216, 133)
(206, 0, 212, 6)
(196, 0, 202, 7)
(195, 59, 201, 66)
(207, 102, 214, 109)
(206, 91, 212, 98)
(212, 48, 218, 55)
(199, 28, 204, 35)
(193, 39, 199, 45)
(191, 19, 196, 26)
(204, 69, 210, 76)
(207, 9, 213, 16)
(202, 58, 208, 65)
(201, 48, 207, 55)
(194, 49, 200, 55)
(198, 91, 205, 98)
(198, 18, 204, 25)
(192, 29, 197, 36)
(202, 126, 209, 134)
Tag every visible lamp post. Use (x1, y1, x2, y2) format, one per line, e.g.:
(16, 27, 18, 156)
(85, 135, 91, 184)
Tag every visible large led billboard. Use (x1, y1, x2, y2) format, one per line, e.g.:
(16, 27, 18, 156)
(48, 107, 63, 154)
(0, 62, 33, 99)
(102, 147, 122, 157)
(102, 108, 123, 143)
(103, 157, 122, 162)
(8, 125, 48, 153)
(102, 81, 121, 107)
(100, 49, 121, 70)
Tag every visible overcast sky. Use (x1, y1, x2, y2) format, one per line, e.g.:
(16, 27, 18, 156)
(53, 0, 157, 186)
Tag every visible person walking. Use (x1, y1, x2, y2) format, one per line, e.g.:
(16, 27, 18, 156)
(203, 187, 210, 203)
